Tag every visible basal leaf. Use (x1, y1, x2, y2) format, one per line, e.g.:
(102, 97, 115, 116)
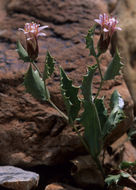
(24, 64, 47, 101)
(81, 65, 97, 102)
(102, 90, 125, 137)
(43, 51, 55, 80)
(80, 101, 102, 159)
(104, 49, 123, 80)
(85, 24, 96, 57)
(95, 98, 108, 130)
(120, 172, 130, 178)
(105, 172, 130, 186)
(60, 67, 80, 123)
(105, 174, 121, 186)
(110, 90, 124, 109)
(119, 161, 136, 170)
(16, 41, 30, 62)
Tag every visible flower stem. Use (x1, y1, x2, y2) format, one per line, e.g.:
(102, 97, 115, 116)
(71, 123, 90, 153)
(48, 99, 69, 121)
(32, 61, 43, 78)
(31, 61, 68, 121)
(94, 56, 104, 100)
(95, 156, 105, 177)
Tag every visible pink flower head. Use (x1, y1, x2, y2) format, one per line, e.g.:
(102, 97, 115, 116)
(94, 13, 121, 38)
(18, 22, 48, 60)
(94, 14, 121, 54)
(19, 22, 48, 40)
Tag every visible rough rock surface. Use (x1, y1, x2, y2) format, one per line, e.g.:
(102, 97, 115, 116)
(113, 0, 136, 115)
(0, 0, 133, 167)
(122, 141, 136, 162)
(0, 166, 39, 190)
(45, 183, 83, 190)
(71, 155, 104, 188)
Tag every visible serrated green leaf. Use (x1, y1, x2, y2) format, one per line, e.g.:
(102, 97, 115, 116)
(43, 51, 55, 80)
(120, 172, 130, 178)
(60, 67, 80, 123)
(110, 90, 124, 109)
(105, 172, 130, 186)
(81, 65, 97, 102)
(16, 41, 30, 62)
(95, 98, 108, 130)
(102, 90, 125, 137)
(24, 64, 48, 101)
(80, 101, 102, 159)
(119, 161, 136, 169)
(104, 49, 123, 80)
(105, 174, 121, 186)
(85, 24, 96, 57)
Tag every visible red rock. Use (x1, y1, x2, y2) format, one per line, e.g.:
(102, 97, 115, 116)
(0, 0, 133, 168)
(71, 155, 104, 188)
(45, 183, 82, 190)
(123, 187, 132, 190)
(113, 0, 136, 116)
(122, 141, 136, 162)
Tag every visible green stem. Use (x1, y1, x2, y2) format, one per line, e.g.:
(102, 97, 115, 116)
(48, 99, 69, 121)
(31, 61, 68, 121)
(95, 156, 105, 177)
(32, 61, 43, 78)
(94, 56, 104, 100)
(48, 100, 88, 155)
(49, 100, 89, 157)
(102, 148, 106, 166)
(71, 123, 90, 153)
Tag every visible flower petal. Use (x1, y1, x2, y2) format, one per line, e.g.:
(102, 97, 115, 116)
(38, 25, 48, 32)
(99, 14, 103, 19)
(115, 26, 122, 31)
(37, 32, 46, 37)
(94, 19, 102, 25)
(103, 28, 109, 32)
(26, 37, 33, 40)
(18, 28, 24, 32)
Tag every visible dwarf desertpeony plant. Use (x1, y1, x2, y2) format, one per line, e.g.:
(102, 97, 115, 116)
(17, 15, 125, 177)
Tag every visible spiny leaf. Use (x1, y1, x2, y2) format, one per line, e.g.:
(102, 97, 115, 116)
(16, 41, 30, 62)
(60, 67, 80, 123)
(43, 51, 56, 80)
(80, 101, 102, 159)
(105, 174, 121, 186)
(119, 161, 136, 169)
(105, 172, 130, 186)
(120, 172, 130, 178)
(24, 64, 48, 101)
(102, 90, 125, 137)
(81, 65, 97, 102)
(104, 49, 123, 80)
(85, 24, 96, 57)
(110, 90, 124, 109)
(80, 64, 103, 158)
(95, 98, 108, 130)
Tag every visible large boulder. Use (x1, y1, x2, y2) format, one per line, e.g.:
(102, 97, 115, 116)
(113, 0, 136, 115)
(0, 166, 39, 190)
(0, 0, 133, 167)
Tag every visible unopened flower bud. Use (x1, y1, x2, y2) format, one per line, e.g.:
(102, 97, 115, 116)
(26, 33, 39, 60)
(97, 33, 110, 54)
(19, 22, 48, 61)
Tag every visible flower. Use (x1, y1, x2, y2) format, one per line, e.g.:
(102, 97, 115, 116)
(94, 13, 121, 38)
(94, 13, 121, 54)
(19, 22, 48, 60)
